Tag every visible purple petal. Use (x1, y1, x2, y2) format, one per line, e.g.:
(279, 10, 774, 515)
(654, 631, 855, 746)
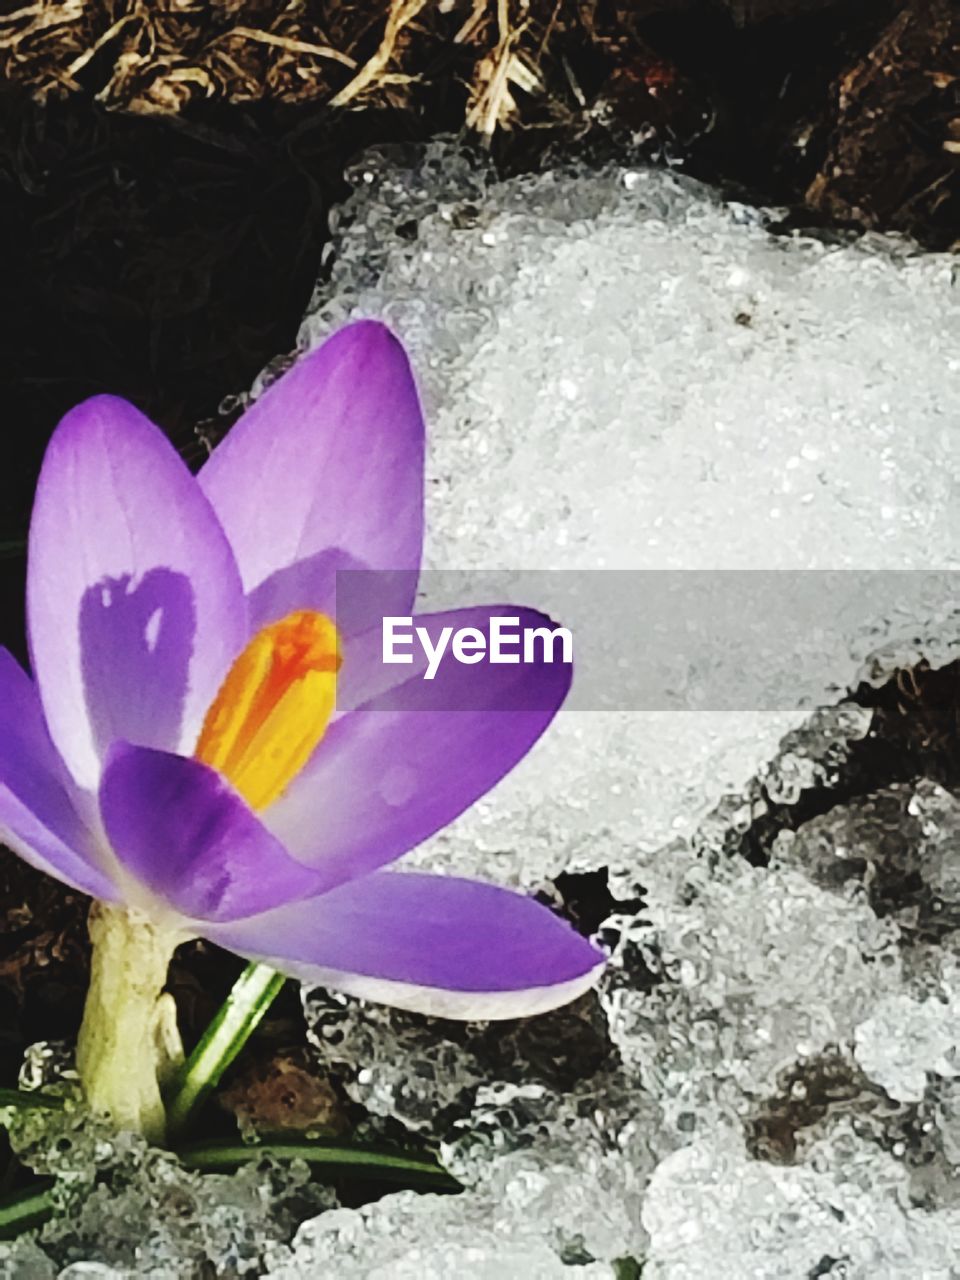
(263, 606, 572, 890)
(0, 649, 117, 899)
(247, 548, 360, 633)
(27, 396, 247, 790)
(247, 553, 417, 638)
(199, 322, 424, 604)
(99, 744, 326, 924)
(206, 870, 606, 1020)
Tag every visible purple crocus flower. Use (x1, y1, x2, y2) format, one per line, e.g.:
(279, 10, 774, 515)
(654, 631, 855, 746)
(2, 321, 604, 1034)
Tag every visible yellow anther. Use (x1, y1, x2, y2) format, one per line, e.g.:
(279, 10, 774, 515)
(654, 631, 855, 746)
(195, 610, 340, 812)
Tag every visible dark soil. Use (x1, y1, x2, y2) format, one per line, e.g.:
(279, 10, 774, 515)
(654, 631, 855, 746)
(0, 0, 956, 1157)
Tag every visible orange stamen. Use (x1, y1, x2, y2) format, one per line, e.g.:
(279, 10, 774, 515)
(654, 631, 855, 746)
(195, 610, 340, 811)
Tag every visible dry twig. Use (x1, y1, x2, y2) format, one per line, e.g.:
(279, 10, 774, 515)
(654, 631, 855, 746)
(329, 0, 429, 108)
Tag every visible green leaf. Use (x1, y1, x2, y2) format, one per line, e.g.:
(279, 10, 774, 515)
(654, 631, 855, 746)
(0, 1089, 64, 1113)
(612, 1259, 645, 1279)
(165, 962, 286, 1139)
(0, 1138, 457, 1241)
(0, 1183, 55, 1239)
(177, 1138, 461, 1192)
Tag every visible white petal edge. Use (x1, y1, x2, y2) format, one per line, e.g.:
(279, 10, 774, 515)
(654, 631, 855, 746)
(215, 951, 607, 1021)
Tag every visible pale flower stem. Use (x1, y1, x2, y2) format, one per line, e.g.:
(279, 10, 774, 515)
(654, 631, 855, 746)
(76, 902, 182, 1145)
(165, 962, 286, 1140)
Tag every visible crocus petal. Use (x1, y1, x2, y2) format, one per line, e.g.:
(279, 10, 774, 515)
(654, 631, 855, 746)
(0, 649, 116, 899)
(27, 396, 247, 790)
(246, 552, 417, 638)
(199, 322, 424, 607)
(99, 743, 326, 924)
(206, 870, 606, 1020)
(246, 548, 359, 633)
(264, 606, 572, 891)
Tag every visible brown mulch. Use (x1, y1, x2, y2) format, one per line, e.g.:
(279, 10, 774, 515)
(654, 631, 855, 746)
(0, 1, 955, 237)
(0, 858, 89, 1081)
(805, 0, 958, 230)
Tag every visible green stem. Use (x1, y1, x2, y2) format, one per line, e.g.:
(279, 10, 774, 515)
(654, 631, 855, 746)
(178, 1139, 460, 1191)
(0, 1184, 55, 1239)
(0, 1089, 63, 1113)
(76, 902, 182, 1144)
(165, 962, 286, 1139)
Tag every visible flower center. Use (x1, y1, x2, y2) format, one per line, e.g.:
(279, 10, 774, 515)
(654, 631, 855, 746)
(195, 610, 341, 812)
